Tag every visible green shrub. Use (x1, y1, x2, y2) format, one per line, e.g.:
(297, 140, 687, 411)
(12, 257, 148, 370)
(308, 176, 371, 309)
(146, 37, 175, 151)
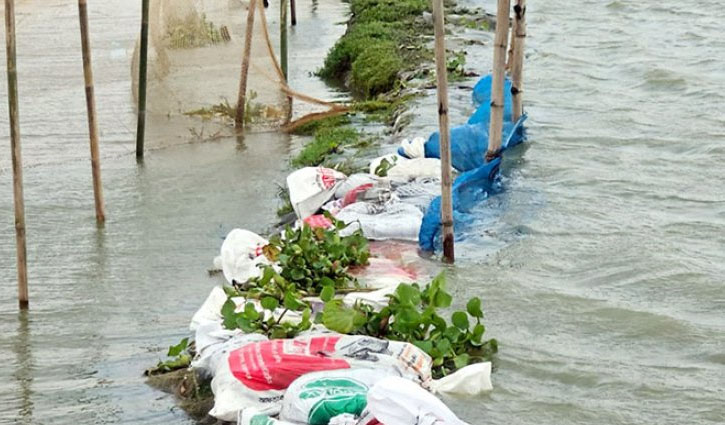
(320, 22, 403, 79)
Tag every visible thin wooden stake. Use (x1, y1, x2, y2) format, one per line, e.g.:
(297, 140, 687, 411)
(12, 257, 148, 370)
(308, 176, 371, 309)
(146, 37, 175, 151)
(486, 0, 511, 161)
(511, 0, 527, 122)
(78, 0, 106, 224)
(235, 0, 258, 128)
(136, 0, 150, 158)
(280, 0, 288, 80)
(432, 0, 454, 263)
(290, 0, 297, 26)
(5, 0, 29, 309)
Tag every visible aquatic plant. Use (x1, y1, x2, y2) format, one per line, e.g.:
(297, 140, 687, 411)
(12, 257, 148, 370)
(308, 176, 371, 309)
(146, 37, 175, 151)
(322, 273, 498, 379)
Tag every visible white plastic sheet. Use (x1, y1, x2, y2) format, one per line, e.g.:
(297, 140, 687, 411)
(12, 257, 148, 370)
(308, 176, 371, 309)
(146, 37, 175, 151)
(288, 167, 347, 219)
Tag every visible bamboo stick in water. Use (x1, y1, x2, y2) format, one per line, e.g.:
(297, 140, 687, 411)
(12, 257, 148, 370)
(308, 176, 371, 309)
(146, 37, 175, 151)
(290, 0, 297, 26)
(5, 0, 29, 309)
(486, 0, 511, 161)
(78, 0, 106, 224)
(235, 0, 258, 128)
(136, 0, 150, 158)
(280, 0, 289, 80)
(511, 0, 527, 122)
(432, 0, 454, 263)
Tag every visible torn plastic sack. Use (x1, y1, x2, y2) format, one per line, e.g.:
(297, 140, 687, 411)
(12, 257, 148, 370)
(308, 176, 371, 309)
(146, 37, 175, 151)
(398, 137, 427, 159)
(209, 334, 432, 421)
(428, 362, 493, 396)
(366, 377, 470, 425)
(190, 285, 230, 331)
(469, 74, 513, 123)
(324, 183, 393, 216)
(345, 257, 420, 309)
(280, 369, 395, 425)
(416, 116, 527, 172)
(387, 158, 443, 181)
(336, 201, 424, 242)
(288, 167, 347, 219)
(220, 229, 273, 285)
(393, 178, 442, 213)
(334, 174, 384, 199)
(419, 158, 502, 252)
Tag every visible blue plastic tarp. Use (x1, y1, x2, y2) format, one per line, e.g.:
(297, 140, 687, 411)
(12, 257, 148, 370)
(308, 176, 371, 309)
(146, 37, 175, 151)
(418, 158, 502, 252)
(418, 115, 527, 172)
(469, 75, 514, 125)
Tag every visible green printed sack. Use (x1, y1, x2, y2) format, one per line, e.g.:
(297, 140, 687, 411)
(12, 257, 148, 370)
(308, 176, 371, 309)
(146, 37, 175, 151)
(280, 369, 395, 425)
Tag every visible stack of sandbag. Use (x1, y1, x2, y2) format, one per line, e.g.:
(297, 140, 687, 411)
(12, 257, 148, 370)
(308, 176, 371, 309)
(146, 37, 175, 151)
(208, 333, 433, 421)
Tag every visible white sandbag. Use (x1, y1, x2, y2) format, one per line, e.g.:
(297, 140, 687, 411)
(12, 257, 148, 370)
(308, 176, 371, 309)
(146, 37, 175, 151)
(190, 286, 230, 331)
(324, 183, 392, 216)
(366, 377, 470, 425)
(220, 229, 272, 285)
(393, 177, 442, 213)
(387, 158, 443, 181)
(280, 369, 395, 425)
(193, 329, 268, 377)
(329, 414, 359, 425)
(288, 167, 347, 219)
(429, 362, 493, 396)
(238, 407, 291, 425)
(337, 201, 423, 242)
(399, 137, 426, 159)
(209, 334, 432, 421)
(334, 174, 384, 199)
(369, 153, 405, 176)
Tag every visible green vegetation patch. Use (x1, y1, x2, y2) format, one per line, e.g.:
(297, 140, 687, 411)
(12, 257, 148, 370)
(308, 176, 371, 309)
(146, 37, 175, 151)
(351, 41, 403, 97)
(291, 126, 360, 168)
(319, 0, 433, 98)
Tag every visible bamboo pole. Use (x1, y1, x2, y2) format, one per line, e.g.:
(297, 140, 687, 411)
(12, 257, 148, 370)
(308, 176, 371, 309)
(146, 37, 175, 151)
(5, 0, 29, 309)
(280, 0, 288, 80)
(136, 0, 150, 158)
(235, 0, 258, 128)
(511, 0, 527, 122)
(290, 0, 297, 26)
(486, 0, 511, 162)
(78, 0, 106, 224)
(432, 0, 454, 263)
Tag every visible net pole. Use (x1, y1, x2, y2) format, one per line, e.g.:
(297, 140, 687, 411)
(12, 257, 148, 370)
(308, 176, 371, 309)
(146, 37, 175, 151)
(290, 0, 296, 26)
(280, 0, 288, 80)
(486, 0, 511, 161)
(511, 0, 527, 122)
(78, 0, 106, 224)
(432, 0, 454, 263)
(136, 0, 150, 158)
(5, 0, 29, 309)
(235, 0, 258, 129)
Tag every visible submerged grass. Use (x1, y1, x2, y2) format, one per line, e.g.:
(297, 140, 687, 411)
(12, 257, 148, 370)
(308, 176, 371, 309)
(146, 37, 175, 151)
(319, 0, 434, 98)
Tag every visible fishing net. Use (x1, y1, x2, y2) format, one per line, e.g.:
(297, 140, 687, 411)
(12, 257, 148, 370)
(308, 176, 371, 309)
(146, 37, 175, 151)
(133, 0, 345, 148)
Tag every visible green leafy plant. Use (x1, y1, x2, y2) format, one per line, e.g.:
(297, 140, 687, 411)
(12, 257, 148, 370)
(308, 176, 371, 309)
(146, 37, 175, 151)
(322, 273, 498, 378)
(146, 337, 193, 376)
(220, 218, 370, 338)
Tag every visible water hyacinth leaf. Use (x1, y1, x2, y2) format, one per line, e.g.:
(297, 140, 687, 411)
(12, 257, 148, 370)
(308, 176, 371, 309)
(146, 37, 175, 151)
(320, 286, 335, 302)
(451, 311, 470, 330)
(320, 276, 336, 288)
(436, 337, 451, 354)
(167, 337, 189, 357)
(396, 283, 421, 306)
(262, 244, 280, 261)
(453, 353, 470, 370)
(466, 297, 483, 318)
(472, 323, 485, 344)
(284, 291, 305, 310)
(434, 290, 453, 308)
(244, 302, 261, 320)
(322, 301, 366, 334)
(413, 340, 434, 354)
(261, 296, 279, 311)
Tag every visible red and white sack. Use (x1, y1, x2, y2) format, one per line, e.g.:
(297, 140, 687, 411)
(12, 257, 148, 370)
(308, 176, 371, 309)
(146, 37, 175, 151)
(280, 368, 396, 425)
(287, 167, 347, 219)
(220, 229, 274, 285)
(209, 334, 432, 421)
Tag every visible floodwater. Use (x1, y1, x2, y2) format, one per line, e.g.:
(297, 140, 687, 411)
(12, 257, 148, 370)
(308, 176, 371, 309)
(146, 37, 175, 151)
(1, 0, 724, 424)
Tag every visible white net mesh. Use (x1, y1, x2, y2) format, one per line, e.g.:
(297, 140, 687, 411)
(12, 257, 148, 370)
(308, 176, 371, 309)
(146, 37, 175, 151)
(132, 0, 344, 149)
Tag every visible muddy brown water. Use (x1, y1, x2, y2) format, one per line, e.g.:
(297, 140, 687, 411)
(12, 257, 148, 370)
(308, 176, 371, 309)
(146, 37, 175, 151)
(2, 0, 724, 424)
